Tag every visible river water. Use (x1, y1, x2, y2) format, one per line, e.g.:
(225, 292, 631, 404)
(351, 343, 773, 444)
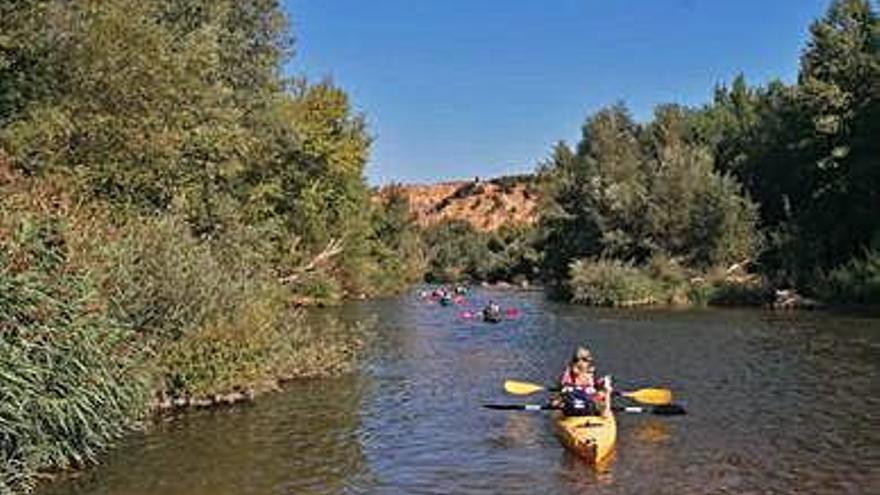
(40, 288, 880, 495)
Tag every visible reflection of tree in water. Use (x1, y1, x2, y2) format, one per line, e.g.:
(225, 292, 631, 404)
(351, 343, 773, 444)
(631, 419, 671, 444)
(555, 449, 615, 488)
(38, 379, 375, 495)
(502, 414, 542, 447)
(709, 311, 880, 493)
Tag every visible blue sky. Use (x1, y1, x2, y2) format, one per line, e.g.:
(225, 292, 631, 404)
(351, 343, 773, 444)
(283, 0, 829, 185)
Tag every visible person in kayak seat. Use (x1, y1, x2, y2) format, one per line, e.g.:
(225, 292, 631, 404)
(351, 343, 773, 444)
(552, 346, 612, 417)
(482, 300, 502, 321)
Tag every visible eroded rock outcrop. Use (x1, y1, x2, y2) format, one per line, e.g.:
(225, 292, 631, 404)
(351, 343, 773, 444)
(376, 175, 539, 231)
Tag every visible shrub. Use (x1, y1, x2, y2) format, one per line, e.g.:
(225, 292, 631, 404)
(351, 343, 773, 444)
(706, 280, 771, 306)
(0, 214, 149, 494)
(821, 251, 880, 305)
(645, 254, 691, 303)
(93, 216, 235, 341)
(157, 292, 284, 398)
(294, 270, 343, 303)
(568, 258, 662, 307)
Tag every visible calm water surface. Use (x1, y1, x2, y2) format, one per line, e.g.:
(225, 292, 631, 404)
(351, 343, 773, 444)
(40, 289, 880, 494)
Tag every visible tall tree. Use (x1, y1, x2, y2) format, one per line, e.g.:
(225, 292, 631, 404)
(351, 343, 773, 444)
(794, 0, 880, 271)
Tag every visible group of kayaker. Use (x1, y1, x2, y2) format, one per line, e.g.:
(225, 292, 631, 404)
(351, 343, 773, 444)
(420, 285, 469, 305)
(421, 288, 607, 417)
(421, 286, 512, 323)
(552, 345, 612, 417)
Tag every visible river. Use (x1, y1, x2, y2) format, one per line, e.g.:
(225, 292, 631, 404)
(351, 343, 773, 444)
(39, 288, 880, 494)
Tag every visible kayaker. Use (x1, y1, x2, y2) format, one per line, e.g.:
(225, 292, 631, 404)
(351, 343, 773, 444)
(482, 300, 502, 322)
(553, 346, 612, 416)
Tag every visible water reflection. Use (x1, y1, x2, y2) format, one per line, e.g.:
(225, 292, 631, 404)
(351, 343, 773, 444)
(631, 420, 670, 444)
(39, 289, 880, 495)
(40, 379, 373, 495)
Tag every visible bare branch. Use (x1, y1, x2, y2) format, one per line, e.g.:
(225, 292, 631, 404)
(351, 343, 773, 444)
(278, 238, 344, 284)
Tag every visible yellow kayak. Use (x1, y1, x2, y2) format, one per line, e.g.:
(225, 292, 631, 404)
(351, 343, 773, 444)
(553, 411, 617, 464)
(552, 408, 616, 465)
(552, 379, 616, 465)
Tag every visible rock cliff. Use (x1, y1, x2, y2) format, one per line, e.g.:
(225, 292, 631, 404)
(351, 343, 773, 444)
(376, 175, 540, 231)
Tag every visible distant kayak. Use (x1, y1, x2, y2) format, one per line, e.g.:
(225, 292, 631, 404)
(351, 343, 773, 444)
(482, 310, 502, 323)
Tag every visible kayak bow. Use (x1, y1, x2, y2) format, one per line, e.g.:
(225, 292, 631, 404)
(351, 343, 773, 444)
(552, 380, 617, 465)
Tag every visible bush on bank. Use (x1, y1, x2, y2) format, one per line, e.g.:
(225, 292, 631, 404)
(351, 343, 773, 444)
(0, 174, 370, 493)
(568, 257, 771, 307)
(820, 250, 880, 306)
(0, 213, 150, 495)
(569, 259, 661, 307)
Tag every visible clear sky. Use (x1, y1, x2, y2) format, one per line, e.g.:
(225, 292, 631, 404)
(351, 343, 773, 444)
(283, 0, 829, 185)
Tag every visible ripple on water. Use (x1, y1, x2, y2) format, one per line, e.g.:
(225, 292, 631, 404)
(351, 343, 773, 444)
(38, 289, 880, 495)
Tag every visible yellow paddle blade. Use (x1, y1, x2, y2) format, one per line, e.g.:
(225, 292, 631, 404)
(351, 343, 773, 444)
(620, 388, 672, 405)
(503, 380, 546, 395)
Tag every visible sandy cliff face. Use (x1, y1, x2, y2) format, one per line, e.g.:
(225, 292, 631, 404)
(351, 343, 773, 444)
(376, 176, 540, 231)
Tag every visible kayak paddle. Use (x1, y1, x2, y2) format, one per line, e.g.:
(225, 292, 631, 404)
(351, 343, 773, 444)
(503, 379, 673, 406)
(483, 403, 686, 415)
(460, 309, 518, 321)
(483, 403, 557, 411)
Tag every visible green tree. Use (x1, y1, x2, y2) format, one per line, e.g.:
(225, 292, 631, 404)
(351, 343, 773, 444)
(423, 219, 493, 282)
(540, 102, 759, 296)
(696, 0, 879, 286)
(644, 105, 759, 268)
(794, 0, 880, 273)
(1, 0, 251, 234)
(368, 186, 426, 291)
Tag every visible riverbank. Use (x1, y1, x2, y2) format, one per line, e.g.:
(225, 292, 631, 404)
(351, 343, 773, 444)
(33, 290, 880, 495)
(561, 256, 880, 311)
(0, 173, 374, 495)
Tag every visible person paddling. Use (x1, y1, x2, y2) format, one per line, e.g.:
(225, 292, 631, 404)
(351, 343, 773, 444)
(482, 300, 502, 322)
(554, 346, 612, 417)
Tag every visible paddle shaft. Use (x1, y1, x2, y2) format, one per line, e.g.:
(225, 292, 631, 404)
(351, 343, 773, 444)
(483, 403, 686, 415)
(503, 379, 673, 406)
(483, 404, 558, 411)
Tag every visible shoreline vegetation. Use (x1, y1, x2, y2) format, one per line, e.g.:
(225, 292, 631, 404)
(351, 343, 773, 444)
(0, 1, 415, 492)
(0, 1, 876, 494)
(412, 0, 878, 313)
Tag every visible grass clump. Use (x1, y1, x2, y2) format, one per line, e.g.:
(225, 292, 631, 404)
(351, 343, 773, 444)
(569, 258, 661, 307)
(820, 250, 880, 305)
(0, 214, 149, 494)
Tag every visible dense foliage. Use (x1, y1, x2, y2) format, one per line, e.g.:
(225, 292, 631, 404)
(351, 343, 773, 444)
(0, 206, 149, 494)
(539, 0, 878, 305)
(422, 219, 539, 283)
(0, 0, 413, 298)
(695, 0, 879, 288)
(0, 1, 396, 491)
(538, 104, 760, 300)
